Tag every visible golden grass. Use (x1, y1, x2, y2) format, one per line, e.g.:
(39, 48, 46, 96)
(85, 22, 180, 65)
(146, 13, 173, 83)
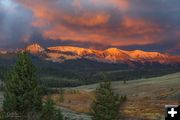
(45, 90, 180, 120)
(44, 73, 180, 120)
(46, 90, 94, 113)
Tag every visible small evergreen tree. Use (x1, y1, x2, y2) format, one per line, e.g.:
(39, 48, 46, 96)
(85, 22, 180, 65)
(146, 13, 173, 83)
(54, 109, 63, 120)
(41, 98, 63, 120)
(3, 52, 42, 118)
(91, 77, 120, 120)
(41, 98, 55, 120)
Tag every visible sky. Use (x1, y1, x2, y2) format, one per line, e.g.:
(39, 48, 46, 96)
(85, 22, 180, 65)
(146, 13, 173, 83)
(0, 0, 180, 55)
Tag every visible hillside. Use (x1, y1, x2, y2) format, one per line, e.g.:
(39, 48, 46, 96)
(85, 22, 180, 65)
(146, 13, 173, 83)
(76, 72, 180, 99)
(51, 73, 180, 120)
(0, 52, 180, 88)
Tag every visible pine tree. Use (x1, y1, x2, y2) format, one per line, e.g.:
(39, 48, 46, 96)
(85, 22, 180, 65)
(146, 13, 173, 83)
(3, 52, 42, 118)
(41, 98, 63, 120)
(54, 110, 63, 120)
(41, 98, 55, 120)
(91, 78, 120, 120)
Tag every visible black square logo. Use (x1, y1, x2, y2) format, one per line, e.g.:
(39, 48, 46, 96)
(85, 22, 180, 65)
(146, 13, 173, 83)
(165, 105, 180, 120)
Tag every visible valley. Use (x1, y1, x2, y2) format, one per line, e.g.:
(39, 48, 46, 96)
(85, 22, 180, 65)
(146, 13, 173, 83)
(1, 1, 180, 120)
(0, 45, 180, 120)
(0, 72, 179, 120)
(50, 73, 180, 120)
(0, 51, 179, 88)
(0, 44, 180, 88)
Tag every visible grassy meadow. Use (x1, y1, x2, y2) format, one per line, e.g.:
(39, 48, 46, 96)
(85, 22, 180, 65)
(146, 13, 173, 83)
(49, 72, 180, 120)
(0, 72, 180, 119)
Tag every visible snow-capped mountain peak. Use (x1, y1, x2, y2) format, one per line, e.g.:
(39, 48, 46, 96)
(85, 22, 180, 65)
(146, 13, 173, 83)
(24, 44, 180, 64)
(25, 43, 45, 54)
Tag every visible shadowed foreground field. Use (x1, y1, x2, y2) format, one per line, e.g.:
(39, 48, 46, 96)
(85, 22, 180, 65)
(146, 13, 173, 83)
(50, 73, 180, 120)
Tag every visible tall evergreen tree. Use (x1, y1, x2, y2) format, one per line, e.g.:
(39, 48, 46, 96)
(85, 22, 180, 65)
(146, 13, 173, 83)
(3, 52, 42, 117)
(91, 77, 120, 120)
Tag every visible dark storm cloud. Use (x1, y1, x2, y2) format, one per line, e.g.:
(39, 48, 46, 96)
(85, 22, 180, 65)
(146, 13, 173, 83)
(0, 0, 36, 49)
(128, 0, 180, 27)
(0, 0, 179, 54)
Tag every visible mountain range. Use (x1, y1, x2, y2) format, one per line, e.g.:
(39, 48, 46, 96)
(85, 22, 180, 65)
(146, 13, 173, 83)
(0, 43, 180, 86)
(0, 43, 179, 67)
(24, 43, 180, 65)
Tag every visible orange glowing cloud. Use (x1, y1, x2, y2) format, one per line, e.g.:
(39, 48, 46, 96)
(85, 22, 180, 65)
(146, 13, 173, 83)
(16, 0, 164, 47)
(91, 0, 130, 10)
(120, 17, 162, 36)
(61, 13, 110, 27)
